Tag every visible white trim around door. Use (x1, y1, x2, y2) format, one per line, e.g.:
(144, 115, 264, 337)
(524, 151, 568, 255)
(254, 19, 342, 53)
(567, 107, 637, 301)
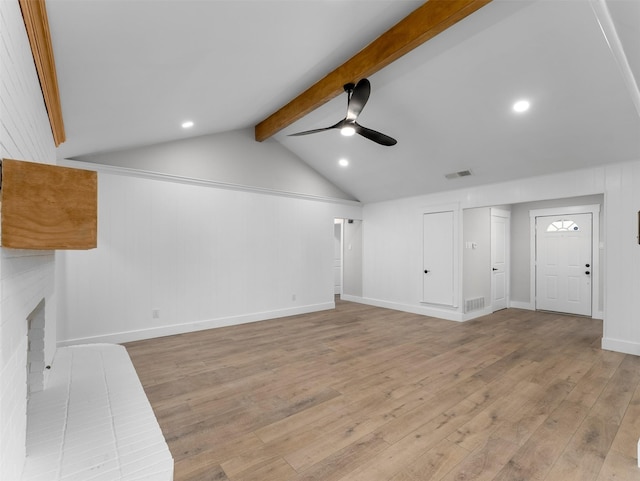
(529, 204, 601, 319)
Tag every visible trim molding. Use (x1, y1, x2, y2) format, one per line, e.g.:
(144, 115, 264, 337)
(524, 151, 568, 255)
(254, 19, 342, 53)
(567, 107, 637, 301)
(18, 0, 65, 146)
(529, 204, 601, 319)
(509, 301, 534, 311)
(345, 295, 498, 322)
(58, 159, 363, 206)
(590, 0, 640, 119)
(461, 307, 494, 322)
(602, 337, 640, 356)
(358, 297, 465, 322)
(340, 294, 364, 304)
(57, 302, 335, 346)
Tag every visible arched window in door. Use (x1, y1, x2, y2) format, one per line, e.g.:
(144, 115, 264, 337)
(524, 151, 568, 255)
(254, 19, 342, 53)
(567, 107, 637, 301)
(546, 219, 580, 232)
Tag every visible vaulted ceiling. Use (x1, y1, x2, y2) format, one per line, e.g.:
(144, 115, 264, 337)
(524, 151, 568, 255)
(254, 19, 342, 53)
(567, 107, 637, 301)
(47, 0, 640, 203)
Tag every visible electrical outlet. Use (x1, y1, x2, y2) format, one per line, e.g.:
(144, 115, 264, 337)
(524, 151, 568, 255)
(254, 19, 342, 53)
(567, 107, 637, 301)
(152, 309, 160, 319)
(292, 294, 296, 301)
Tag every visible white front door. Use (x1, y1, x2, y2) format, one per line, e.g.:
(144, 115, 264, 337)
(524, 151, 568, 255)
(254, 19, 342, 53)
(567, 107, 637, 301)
(423, 211, 454, 306)
(535, 213, 592, 316)
(491, 210, 510, 311)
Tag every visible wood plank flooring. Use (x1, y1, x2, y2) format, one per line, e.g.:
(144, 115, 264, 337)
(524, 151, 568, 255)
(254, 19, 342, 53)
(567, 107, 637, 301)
(124, 300, 640, 481)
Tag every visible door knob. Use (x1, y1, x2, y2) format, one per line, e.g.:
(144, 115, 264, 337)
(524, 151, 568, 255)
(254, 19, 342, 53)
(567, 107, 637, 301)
(585, 271, 590, 275)
(585, 263, 590, 268)
(492, 268, 498, 271)
(424, 269, 429, 274)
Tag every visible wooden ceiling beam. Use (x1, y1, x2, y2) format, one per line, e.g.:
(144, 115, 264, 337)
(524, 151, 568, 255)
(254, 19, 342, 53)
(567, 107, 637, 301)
(255, 0, 492, 142)
(19, 0, 66, 146)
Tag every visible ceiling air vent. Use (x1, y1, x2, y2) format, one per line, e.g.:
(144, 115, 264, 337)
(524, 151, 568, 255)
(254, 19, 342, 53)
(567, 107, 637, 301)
(445, 170, 472, 180)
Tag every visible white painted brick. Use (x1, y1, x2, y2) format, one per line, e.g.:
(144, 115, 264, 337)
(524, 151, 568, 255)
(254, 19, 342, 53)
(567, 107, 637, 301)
(28, 350, 45, 362)
(0, 2, 167, 480)
(60, 460, 120, 481)
(21, 345, 173, 480)
(21, 466, 59, 481)
(28, 329, 45, 342)
(124, 458, 173, 481)
(60, 451, 118, 479)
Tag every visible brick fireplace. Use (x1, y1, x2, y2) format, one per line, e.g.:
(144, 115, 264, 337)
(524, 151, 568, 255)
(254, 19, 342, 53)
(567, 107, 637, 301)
(26, 300, 47, 396)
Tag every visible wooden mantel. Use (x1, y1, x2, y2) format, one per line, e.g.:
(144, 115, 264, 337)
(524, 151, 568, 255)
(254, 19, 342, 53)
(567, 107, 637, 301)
(1, 159, 97, 250)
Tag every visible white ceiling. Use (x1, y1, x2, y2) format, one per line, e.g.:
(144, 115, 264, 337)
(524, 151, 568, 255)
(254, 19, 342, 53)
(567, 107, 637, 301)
(47, 0, 640, 204)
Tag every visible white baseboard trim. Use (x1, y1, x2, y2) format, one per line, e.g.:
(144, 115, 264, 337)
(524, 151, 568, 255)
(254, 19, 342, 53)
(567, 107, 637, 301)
(461, 307, 495, 321)
(343, 297, 533, 322)
(509, 301, 535, 310)
(601, 337, 640, 356)
(343, 296, 505, 322)
(58, 302, 335, 347)
(356, 297, 465, 322)
(507, 301, 603, 320)
(340, 294, 364, 303)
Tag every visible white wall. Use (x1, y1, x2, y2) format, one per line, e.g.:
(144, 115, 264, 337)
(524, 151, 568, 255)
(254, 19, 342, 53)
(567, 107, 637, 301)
(73, 128, 357, 202)
(602, 161, 640, 355)
(361, 199, 425, 314)
(0, 1, 58, 478)
(462, 207, 491, 309)
(361, 162, 640, 355)
(57, 169, 362, 345)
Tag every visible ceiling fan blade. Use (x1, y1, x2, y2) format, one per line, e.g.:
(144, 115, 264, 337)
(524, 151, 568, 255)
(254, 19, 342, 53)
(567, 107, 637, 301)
(288, 126, 335, 136)
(355, 123, 397, 146)
(346, 78, 371, 121)
(289, 119, 345, 137)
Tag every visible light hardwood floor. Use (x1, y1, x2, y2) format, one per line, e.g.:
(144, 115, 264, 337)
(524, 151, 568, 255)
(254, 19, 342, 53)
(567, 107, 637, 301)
(124, 300, 640, 481)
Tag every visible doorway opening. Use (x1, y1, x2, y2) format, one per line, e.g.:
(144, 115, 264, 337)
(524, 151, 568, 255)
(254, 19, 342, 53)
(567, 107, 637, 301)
(461, 207, 509, 316)
(334, 218, 362, 300)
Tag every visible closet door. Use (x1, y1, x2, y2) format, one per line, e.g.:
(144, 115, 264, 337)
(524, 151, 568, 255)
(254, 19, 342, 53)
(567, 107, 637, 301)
(423, 211, 455, 306)
(491, 209, 510, 312)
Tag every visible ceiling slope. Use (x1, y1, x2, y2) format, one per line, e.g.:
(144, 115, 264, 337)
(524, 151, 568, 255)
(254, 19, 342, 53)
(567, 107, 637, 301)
(255, 0, 492, 142)
(46, 0, 640, 203)
(273, 0, 640, 202)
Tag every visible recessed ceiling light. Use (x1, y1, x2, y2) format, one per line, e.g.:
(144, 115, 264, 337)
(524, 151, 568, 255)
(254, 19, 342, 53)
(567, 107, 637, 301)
(181, 120, 194, 129)
(513, 100, 530, 113)
(338, 158, 349, 167)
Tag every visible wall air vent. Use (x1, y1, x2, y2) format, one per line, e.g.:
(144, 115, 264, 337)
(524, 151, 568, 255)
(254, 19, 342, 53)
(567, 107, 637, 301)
(445, 170, 472, 180)
(465, 297, 485, 312)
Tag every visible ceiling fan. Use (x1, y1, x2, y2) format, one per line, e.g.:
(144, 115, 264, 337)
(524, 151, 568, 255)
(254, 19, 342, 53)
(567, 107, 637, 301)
(289, 78, 397, 146)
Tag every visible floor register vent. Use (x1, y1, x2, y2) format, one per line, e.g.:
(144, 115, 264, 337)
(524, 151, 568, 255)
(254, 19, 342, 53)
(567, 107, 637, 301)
(465, 297, 485, 312)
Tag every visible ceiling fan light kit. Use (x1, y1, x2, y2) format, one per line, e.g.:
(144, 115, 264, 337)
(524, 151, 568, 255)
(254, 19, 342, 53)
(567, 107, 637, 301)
(289, 78, 397, 146)
(340, 126, 356, 136)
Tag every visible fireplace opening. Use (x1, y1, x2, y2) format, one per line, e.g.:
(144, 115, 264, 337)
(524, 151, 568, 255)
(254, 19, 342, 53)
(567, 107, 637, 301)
(26, 299, 46, 395)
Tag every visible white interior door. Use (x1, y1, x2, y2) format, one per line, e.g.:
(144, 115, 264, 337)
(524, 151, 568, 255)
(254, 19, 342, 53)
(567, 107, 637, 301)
(491, 210, 510, 311)
(423, 211, 454, 306)
(535, 213, 592, 316)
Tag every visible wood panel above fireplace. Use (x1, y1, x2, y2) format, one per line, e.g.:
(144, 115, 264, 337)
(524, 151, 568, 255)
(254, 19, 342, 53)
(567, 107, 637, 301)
(0, 159, 97, 250)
